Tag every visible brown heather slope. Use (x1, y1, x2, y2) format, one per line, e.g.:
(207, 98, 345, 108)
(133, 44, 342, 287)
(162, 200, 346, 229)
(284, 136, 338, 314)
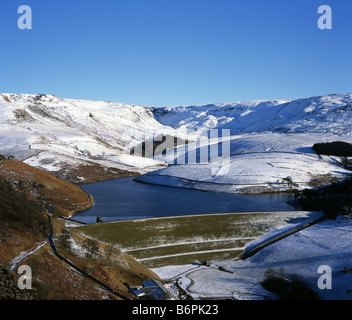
(0, 159, 93, 217)
(0, 157, 160, 300)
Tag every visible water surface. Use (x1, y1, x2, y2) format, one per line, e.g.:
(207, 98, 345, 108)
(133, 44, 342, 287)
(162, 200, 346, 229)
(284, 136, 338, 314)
(73, 177, 295, 223)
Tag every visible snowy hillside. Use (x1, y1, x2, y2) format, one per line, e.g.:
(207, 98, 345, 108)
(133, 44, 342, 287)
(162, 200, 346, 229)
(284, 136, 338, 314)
(137, 93, 352, 193)
(0, 93, 193, 182)
(1, 92, 351, 190)
(154, 93, 352, 136)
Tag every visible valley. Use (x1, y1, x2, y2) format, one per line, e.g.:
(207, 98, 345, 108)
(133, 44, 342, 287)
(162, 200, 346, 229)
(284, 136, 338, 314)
(1, 92, 352, 300)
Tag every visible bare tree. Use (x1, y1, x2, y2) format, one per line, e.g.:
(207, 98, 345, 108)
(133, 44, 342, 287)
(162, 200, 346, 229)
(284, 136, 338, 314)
(83, 238, 99, 259)
(57, 228, 72, 251)
(106, 244, 114, 259)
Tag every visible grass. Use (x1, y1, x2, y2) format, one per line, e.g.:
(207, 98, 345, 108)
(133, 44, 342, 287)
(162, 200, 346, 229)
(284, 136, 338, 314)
(74, 211, 313, 268)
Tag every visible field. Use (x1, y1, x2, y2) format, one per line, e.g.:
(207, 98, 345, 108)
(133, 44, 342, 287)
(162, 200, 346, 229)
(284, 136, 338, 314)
(74, 211, 316, 268)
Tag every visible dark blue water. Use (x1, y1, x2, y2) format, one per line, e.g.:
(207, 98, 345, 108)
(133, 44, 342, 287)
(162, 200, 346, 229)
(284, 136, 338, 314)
(73, 177, 296, 223)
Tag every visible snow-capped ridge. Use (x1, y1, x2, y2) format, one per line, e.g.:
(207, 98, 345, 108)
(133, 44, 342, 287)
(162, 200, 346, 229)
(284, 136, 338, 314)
(1, 92, 352, 187)
(154, 93, 352, 136)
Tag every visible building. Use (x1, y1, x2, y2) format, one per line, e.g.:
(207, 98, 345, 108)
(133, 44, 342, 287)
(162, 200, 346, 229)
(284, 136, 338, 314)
(129, 279, 175, 300)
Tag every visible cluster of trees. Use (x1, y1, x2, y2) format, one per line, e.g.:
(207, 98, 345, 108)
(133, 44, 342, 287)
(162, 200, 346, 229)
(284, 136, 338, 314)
(295, 178, 352, 217)
(313, 141, 352, 157)
(298, 141, 352, 216)
(57, 228, 100, 259)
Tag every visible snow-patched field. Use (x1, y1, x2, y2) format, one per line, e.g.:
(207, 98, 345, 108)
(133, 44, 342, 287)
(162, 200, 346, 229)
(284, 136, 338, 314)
(140, 93, 352, 193)
(152, 215, 352, 300)
(135, 132, 352, 193)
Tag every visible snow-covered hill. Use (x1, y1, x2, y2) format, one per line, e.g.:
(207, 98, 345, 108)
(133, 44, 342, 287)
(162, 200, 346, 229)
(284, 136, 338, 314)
(0, 93, 193, 182)
(154, 93, 352, 136)
(1, 92, 351, 190)
(138, 93, 352, 193)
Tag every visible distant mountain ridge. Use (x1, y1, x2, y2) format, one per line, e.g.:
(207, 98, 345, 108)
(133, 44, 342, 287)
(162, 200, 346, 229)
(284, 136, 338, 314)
(154, 93, 352, 136)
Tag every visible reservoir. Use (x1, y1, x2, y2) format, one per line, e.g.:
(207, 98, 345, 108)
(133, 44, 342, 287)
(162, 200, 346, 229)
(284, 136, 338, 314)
(73, 177, 296, 223)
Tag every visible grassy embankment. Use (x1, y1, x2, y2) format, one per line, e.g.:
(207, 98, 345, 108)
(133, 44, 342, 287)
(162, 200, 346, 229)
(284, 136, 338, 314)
(73, 211, 316, 269)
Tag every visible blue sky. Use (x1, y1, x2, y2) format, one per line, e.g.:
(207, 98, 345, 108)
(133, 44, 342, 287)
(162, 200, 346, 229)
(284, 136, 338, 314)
(0, 0, 351, 107)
